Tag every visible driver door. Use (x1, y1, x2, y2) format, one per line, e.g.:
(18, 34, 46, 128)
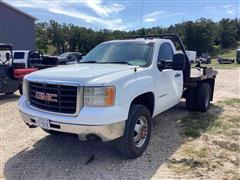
(154, 43, 183, 113)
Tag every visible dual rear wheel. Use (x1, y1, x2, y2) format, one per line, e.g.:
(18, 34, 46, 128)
(186, 83, 212, 112)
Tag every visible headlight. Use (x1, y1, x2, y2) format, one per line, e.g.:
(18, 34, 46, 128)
(84, 86, 115, 107)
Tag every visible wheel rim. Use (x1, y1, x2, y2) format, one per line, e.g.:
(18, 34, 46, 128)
(133, 116, 148, 148)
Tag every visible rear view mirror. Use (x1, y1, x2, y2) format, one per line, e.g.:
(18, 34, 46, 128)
(172, 53, 185, 70)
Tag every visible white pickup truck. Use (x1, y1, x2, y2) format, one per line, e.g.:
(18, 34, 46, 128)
(18, 34, 217, 158)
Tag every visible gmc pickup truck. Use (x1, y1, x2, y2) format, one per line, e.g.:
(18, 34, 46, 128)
(18, 34, 217, 158)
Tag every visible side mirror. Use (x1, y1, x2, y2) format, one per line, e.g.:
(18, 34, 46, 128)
(172, 53, 185, 70)
(6, 52, 11, 61)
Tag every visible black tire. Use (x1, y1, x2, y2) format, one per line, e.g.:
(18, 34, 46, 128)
(117, 104, 151, 159)
(186, 88, 196, 111)
(195, 83, 211, 112)
(59, 61, 66, 65)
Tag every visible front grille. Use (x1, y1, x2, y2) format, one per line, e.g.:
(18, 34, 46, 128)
(28, 82, 78, 114)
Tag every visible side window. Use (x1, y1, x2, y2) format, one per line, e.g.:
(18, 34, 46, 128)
(158, 43, 173, 62)
(68, 54, 74, 61)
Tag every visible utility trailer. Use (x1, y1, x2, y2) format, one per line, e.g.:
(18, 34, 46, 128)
(217, 56, 235, 64)
(236, 49, 240, 64)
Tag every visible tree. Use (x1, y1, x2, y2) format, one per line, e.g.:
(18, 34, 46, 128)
(35, 18, 240, 56)
(218, 18, 238, 48)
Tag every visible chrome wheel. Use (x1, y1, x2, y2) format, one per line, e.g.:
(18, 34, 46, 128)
(133, 116, 148, 148)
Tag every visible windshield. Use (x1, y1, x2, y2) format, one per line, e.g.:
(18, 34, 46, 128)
(59, 52, 70, 58)
(81, 42, 154, 66)
(14, 52, 25, 59)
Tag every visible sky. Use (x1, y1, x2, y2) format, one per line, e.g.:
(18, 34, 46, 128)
(4, 0, 240, 31)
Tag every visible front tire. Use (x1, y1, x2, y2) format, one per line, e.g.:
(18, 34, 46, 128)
(117, 104, 151, 159)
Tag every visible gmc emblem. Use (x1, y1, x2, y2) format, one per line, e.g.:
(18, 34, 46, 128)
(35, 92, 58, 102)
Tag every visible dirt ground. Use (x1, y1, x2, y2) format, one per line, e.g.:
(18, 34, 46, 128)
(0, 69, 239, 180)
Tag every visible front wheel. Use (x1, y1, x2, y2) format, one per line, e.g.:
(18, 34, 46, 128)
(117, 104, 151, 159)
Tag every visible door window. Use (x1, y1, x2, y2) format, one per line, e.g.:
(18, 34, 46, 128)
(158, 43, 173, 62)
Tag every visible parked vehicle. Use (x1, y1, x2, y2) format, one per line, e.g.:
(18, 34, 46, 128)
(58, 52, 82, 65)
(196, 54, 211, 64)
(236, 49, 240, 64)
(18, 34, 217, 158)
(13, 50, 59, 69)
(0, 44, 37, 94)
(217, 56, 235, 64)
(186, 50, 196, 63)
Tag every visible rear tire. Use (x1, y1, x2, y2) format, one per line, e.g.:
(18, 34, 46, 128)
(117, 104, 151, 159)
(195, 83, 211, 112)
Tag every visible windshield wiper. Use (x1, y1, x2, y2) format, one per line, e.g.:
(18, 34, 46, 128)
(79, 60, 98, 63)
(101, 61, 134, 66)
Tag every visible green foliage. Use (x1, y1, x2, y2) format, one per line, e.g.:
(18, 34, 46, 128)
(36, 18, 240, 55)
(218, 18, 239, 48)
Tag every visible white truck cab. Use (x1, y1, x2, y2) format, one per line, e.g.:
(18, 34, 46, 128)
(13, 50, 30, 68)
(18, 34, 217, 158)
(13, 50, 44, 68)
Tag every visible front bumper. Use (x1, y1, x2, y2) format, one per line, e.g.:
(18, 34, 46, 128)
(18, 96, 126, 142)
(20, 111, 125, 142)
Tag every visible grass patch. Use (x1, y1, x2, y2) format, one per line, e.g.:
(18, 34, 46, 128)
(219, 49, 236, 58)
(177, 99, 239, 138)
(169, 99, 240, 176)
(168, 158, 204, 173)
(219, 98, 240, 106)
(176, 110, 219, 138)
(208, 59, 240, 69)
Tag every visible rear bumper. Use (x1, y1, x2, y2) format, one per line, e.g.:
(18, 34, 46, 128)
(20, 111, 125, 142)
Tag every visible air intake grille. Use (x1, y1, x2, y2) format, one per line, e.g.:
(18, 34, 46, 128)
(28, 82, 78, 114)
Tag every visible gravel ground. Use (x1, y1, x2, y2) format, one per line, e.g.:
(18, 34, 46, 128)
(0, 69, 239, 180)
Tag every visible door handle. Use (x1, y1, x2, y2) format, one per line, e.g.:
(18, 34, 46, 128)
(175, 73, 181, 77)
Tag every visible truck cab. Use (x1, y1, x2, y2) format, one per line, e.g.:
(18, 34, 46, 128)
(18, 34, 217, 158)
(13, 50, 44, 68)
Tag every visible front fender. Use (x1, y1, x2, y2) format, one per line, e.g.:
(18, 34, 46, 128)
(106, 68, 155, 120)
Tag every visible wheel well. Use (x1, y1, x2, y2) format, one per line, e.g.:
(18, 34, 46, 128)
(131, 92, 154, 116)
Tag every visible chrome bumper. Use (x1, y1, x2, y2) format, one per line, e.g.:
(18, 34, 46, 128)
(20, 111, 125, 142)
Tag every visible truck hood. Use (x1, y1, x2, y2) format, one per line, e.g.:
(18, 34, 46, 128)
(27, 64, 136, 86)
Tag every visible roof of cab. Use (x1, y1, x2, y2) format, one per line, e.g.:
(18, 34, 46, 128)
(103, 38, 171, 44)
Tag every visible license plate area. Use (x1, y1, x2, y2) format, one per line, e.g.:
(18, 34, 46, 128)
(35, 117, 50, 129)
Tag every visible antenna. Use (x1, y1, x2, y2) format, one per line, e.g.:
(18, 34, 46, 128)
(138, 0, 145, 29)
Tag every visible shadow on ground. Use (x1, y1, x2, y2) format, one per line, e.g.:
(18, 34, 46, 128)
(0, 93, 20, 105)
(4, 102, 224, 179)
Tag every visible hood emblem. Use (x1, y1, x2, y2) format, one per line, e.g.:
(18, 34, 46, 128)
(35, 92, 58, 102)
